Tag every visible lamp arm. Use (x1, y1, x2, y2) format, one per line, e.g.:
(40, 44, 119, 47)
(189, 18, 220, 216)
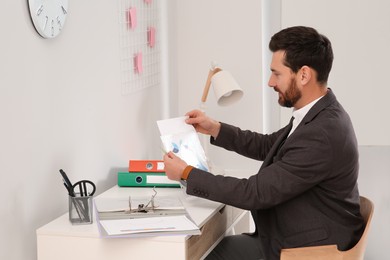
(201, 68, 222, 103)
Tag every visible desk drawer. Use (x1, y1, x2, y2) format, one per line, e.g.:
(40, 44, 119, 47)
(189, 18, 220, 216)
(186, 205, 243, 259)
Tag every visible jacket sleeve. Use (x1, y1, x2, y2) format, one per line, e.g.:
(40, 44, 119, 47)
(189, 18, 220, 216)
(187, 123, 335, 210)
(211, 122, 286, 161)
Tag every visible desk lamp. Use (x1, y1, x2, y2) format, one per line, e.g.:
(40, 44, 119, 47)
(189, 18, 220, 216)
(201, 62, 243, 109)
(199, 62, 244, 173)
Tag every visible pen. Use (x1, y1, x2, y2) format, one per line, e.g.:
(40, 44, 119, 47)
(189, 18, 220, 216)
(59, 169, 86, 221)
(59, 169, 75, 197)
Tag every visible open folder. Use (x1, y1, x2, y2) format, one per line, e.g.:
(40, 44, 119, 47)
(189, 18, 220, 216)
(94, 195, 201, 238)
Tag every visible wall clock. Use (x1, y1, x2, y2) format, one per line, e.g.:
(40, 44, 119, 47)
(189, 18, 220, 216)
(27, 0, 68, 39)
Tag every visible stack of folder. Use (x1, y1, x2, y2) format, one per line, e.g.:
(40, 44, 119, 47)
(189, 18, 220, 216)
(118, 160, 181, 188)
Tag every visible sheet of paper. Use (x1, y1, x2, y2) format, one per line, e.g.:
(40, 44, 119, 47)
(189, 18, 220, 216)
(157, 116, 195, 136)
(157, 116, 209, 171)
(99, 215, 199, 235)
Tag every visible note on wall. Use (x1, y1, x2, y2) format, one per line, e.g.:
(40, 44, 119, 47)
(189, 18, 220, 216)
(119, 0, 161, 95)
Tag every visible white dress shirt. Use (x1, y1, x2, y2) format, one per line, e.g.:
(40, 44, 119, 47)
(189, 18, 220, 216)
(289, 95, 325, 137)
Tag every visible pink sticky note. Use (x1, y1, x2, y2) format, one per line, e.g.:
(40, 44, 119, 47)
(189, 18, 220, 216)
(148, 27, 156, 48)
(134, 52, 143, 74)
(144, 0, 152, 4)
(127, 7, 137, 29)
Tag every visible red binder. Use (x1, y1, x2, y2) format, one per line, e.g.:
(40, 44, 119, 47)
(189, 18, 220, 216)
(128, 160, 165, 172)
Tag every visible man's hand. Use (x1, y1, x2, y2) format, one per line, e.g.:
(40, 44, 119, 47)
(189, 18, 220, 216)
(163, 152, 188, 181)
(185, 110, 221, 138)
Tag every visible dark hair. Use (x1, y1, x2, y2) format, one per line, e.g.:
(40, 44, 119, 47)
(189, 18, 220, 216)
(269, 26, 333, 84)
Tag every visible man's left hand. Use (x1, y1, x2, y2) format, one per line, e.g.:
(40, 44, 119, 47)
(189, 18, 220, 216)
(163, 152, 188, 181)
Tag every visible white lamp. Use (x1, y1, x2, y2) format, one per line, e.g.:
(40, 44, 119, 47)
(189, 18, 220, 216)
(199, 62, 244, 175)
(201, 62, 244, 107)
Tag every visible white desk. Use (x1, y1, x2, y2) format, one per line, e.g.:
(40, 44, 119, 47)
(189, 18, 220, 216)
(37, 185, 249, 260)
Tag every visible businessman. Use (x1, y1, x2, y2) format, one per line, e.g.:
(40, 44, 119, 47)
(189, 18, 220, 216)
(163, 26, 365, 260)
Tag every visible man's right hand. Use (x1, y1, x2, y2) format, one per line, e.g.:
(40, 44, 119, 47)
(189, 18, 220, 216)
(185, 109, 221, 139)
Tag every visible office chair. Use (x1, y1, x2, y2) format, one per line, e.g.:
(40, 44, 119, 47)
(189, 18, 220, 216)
(280, 196, 374, 260)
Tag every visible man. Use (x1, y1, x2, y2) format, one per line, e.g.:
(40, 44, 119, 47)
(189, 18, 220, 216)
(163, 26, 365, 260)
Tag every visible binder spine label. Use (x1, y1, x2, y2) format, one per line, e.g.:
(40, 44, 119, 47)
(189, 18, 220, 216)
(118, 172, 180, 187)
(128, 160, 165, 172)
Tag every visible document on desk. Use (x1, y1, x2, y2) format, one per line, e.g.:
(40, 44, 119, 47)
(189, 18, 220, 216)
(99, 215, 200, 236)
(94, 195, 201, 237)
(157, 116, 209, 171)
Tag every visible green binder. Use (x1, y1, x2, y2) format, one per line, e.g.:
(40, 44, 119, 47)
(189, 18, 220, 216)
(117, 172, 180, 187)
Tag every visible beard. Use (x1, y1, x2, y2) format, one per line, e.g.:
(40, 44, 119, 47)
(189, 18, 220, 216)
(277, 77, 302, 108)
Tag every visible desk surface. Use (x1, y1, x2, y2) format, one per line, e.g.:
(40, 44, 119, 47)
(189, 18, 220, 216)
(37, 170, 252, 259)
(37, 168, 254, 238)
(37, 186, 224, 239)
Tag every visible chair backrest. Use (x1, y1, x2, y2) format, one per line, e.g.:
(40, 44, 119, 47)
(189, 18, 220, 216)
(280, 196, 374, 260)
(343, 196, 374, 260)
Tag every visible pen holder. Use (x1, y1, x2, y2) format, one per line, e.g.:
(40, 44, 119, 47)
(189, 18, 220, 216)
(69, 195, 93, 225)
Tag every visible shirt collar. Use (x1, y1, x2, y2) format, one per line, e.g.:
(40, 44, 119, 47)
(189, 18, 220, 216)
(291, 95, 325, 131)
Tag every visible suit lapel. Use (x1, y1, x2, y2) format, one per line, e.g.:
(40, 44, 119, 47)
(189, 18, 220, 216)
(260, 117, 294, 169)
(260, 89, 336, 170)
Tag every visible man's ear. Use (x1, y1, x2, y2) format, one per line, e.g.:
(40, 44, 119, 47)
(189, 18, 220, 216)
(300, 65, 312, 85)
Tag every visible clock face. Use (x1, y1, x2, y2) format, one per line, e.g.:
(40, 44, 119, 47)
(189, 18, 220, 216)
(28, 0, 68, 39)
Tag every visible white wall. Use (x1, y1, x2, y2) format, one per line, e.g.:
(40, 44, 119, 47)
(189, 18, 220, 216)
(280, 0, 390, 146)
(0, 1, 164, 259)
(358, 146, 390, 260)
(172, 0, 263, 173)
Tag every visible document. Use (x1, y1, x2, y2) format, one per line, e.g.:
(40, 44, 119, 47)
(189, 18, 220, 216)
(99, 215, 200, 236)
(157, 116, 209, 171)
(94, 195, 201, 237)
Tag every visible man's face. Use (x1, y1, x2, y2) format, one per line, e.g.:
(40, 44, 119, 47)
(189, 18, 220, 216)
(268, 51, 302, 108)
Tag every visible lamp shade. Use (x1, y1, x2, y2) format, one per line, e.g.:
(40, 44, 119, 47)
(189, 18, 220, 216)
(211, 70, 243, 106)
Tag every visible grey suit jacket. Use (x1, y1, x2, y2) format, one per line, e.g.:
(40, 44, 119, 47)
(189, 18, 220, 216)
(186, 90, 365, 260)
